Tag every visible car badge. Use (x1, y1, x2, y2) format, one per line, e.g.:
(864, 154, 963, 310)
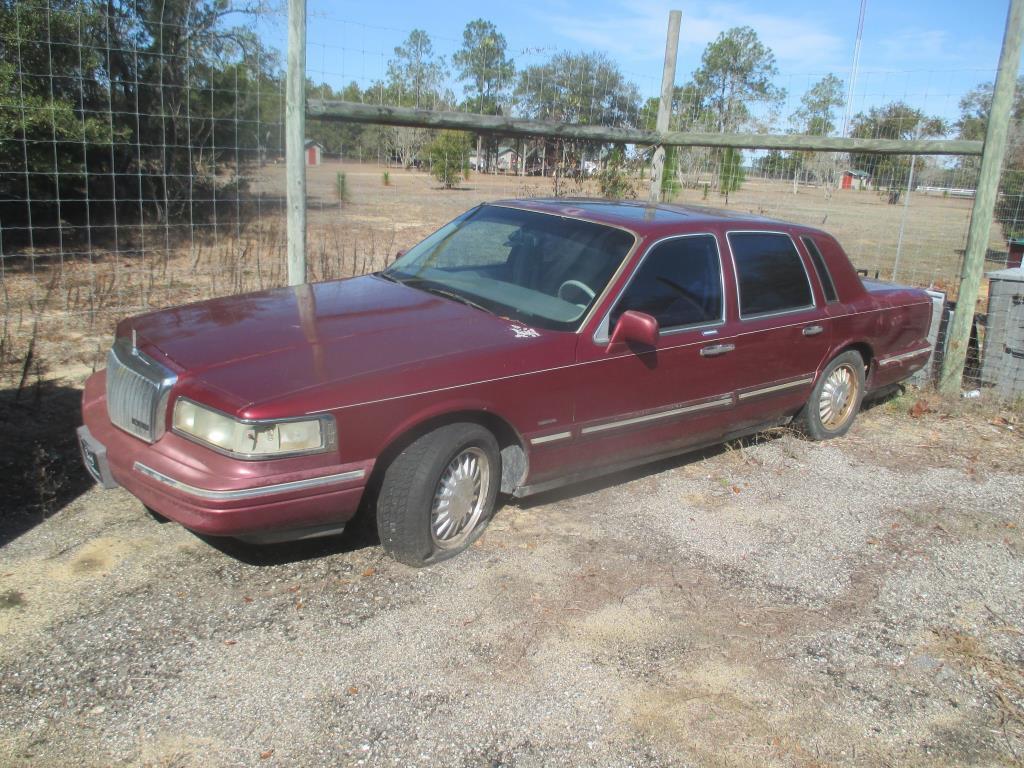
(509, 324, 540, 339)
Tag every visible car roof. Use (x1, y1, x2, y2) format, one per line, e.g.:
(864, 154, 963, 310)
(489, 198, 809, 236)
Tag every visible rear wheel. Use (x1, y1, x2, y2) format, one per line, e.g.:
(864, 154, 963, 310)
(800, 351, 866, 440)
(376, 423, 500, 567)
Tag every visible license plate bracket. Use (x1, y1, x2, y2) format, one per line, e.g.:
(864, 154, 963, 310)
(77, 425, 119, 489)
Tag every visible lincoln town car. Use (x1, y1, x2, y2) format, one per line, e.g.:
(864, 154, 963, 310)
(78, 200, 935, 566)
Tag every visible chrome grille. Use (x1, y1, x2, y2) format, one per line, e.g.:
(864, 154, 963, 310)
(105, 338, 177, 443)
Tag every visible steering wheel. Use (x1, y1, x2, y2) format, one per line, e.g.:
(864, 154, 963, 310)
(557, 279, 596, 304)
(654, 277, 711, 323)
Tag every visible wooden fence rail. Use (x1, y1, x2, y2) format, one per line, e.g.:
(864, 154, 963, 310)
(307, 100, 984, 157)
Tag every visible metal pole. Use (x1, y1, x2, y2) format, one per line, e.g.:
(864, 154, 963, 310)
(648, 10, 681, 203)
(892, 149, 918, 282)
(285, 0, 307, 286)
(841, 0, 867, 138)
(939, 0, 1024, 394)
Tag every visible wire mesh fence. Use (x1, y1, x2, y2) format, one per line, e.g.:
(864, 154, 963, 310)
(1, 1, 1022, 400)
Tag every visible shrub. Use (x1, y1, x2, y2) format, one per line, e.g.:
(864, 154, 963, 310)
(597, 145, 635, 200)
(718, 148, 745, 204)
(660, 146, 681, 200)
(428, 131, 472, 189)
(996, 168, 1024, 240)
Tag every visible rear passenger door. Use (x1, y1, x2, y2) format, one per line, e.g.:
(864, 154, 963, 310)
(724, 231, 832, 429)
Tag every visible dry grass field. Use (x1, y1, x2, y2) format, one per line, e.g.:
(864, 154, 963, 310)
(0, 158, 1007, 390)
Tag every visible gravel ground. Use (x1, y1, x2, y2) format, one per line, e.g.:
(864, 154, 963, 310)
(1, 398, 1022, 768)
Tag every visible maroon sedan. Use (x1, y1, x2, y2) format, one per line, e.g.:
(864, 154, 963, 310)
(79, 200, 934, 566)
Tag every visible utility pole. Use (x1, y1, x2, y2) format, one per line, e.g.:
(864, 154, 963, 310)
(286, 0, 307, 286)
(648, 11, 681, 203)
(940, 0, 1024, 393)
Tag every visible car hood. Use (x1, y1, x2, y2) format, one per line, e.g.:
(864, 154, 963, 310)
(123, 275, 562, 415)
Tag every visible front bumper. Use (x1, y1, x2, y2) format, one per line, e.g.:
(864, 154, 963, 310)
(80, 371, 371, 540)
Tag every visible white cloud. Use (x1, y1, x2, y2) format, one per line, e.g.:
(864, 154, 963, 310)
(531, 0, 846, 75)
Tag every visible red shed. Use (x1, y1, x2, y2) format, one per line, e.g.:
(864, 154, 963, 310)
(841, 170, 869, 190)
(304, 140, 323, 167)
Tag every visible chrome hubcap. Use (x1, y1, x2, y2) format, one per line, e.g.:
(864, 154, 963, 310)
(431, 447, 490, 550)
(819, 364, 857, 429)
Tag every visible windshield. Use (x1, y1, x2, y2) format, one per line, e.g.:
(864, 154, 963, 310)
(383, 205, 636, 331)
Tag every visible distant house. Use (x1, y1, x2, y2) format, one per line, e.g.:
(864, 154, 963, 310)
(305, 140, 324, 166)
(841, 169, 870, 190)
(470, 145, 522, 172)
(494, 147, 520, 172)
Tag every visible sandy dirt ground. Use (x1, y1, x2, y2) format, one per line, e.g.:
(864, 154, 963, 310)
(1, 394, 1022, 767)
(1, 160, 1022, 767)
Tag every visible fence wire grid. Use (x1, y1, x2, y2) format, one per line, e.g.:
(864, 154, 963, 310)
(1, 0, 1023, 400)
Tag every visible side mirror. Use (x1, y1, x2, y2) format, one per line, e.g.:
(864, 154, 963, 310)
(609, 310, 659, 348)
(394, 249, 406, 259)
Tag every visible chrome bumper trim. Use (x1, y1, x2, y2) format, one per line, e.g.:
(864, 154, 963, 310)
(133, 462, 365, 502)
(737, 376, 815, 401)
(878, 346, 932, 366)
(581, 394, 733, 435)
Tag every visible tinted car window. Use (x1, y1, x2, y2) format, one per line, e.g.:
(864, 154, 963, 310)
(801, 236, 838, 303)
(729, 233, 813, 317)
(611, 235, 723, 329)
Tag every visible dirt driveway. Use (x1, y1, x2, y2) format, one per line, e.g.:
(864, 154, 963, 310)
(1, 397, 1022, 767)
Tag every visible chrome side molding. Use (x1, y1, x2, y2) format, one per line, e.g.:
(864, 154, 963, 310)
(581, 394, 733, 435)
(877, 346, 932, 367)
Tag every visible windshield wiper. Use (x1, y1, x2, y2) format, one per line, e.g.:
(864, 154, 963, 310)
(401, 278, 496, 315)
(374, 270, 402, 283)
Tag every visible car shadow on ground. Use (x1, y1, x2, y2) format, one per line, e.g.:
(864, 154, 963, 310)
(516, 385, 905, 511)
(204, 428, 800, 567)
(511, 430, 788, 512)
(196, 387, 909, 567)
(0, 380, 94, 548)
(194, 507, 382, 567)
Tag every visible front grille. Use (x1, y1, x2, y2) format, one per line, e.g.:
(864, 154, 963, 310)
(105, 338, 177, 443)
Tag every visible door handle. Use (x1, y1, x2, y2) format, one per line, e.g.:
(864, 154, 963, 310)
(700, 343, 735, 357)
(802, 324, 824, 337)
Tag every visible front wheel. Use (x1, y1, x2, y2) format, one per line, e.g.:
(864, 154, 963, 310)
(376, 423, 500, 567)
(799, 351, 866, 440)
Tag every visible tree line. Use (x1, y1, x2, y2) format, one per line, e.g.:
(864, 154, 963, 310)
(2, 0, 1021, 252)
(1, 0, 282, 248)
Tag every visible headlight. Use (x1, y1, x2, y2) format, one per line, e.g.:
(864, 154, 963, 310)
(172, 399, 335, 458)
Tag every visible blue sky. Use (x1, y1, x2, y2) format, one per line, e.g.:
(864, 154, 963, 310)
(284, 0, 1017, 125)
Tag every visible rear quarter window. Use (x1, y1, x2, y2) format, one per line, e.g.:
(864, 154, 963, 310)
(728, 232, 814, 317)
(801, 236, 838, 303)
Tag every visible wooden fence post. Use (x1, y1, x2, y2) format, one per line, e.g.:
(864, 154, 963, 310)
(939, 0, 1024, 393)
(286, 0, 307, 286)
(649, 11, 681, 203)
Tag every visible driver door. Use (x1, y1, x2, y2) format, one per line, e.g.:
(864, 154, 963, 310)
(570, 233, 741, 470)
